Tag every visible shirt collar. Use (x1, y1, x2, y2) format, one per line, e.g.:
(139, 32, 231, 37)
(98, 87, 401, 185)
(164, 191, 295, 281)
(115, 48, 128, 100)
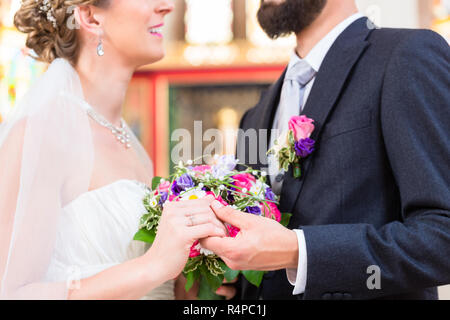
(288, 13, 364, 73)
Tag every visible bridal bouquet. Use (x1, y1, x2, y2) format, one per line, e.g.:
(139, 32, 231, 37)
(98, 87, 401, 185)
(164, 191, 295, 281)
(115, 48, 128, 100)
(134, 155, 291, 299)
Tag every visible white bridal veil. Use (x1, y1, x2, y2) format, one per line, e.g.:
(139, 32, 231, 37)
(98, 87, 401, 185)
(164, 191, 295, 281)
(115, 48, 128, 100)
(0, 58, 151, 299)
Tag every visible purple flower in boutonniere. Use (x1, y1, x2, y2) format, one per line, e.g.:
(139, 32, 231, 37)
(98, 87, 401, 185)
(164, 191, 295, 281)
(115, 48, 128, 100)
(295, 138, 315, 158)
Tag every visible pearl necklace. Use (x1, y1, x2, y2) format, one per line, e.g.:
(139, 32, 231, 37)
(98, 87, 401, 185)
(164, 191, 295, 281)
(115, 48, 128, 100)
(86, 108, 131, 149)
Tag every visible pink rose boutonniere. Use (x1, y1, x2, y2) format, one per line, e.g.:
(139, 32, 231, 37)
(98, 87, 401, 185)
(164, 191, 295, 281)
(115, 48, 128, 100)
(268, 115, 316, 178)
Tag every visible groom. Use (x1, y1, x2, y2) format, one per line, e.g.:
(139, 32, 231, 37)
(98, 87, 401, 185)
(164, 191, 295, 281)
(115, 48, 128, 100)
(202, 0, 450, 299)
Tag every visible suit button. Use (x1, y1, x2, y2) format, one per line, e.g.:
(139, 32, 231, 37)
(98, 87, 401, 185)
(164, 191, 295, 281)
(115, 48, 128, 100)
(322, 293, 332, 300)
(343, 293, 352, 300)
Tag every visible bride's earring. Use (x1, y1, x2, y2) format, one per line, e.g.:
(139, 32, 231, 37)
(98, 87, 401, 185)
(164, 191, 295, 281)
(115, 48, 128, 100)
(97, 37, 104, 57)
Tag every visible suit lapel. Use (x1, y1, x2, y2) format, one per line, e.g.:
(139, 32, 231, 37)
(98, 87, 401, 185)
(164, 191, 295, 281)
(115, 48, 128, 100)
(257, 69, 286, 136)
(279, 18, 373, 214)
(250, 69, 286, 171)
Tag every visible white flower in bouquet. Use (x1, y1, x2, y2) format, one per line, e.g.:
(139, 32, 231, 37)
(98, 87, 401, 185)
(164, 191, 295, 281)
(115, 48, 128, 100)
(212, 155, 239, 178)
(249, 180, 266, 200)
(179, 188, 207, 201)
(194, 242, 215, 256)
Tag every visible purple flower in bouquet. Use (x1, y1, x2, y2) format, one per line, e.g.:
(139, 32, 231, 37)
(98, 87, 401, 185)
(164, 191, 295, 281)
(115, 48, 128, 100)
(265, 187, 276, 201)
(245, 206, 262, 216)
(171, 173, 195, 195)
(212, 155, 239, 178)
(226, 190, 235, 202)
(294, 138, 315, 158)
(158, 191, 168, 207)
(218, 155, 239, 170)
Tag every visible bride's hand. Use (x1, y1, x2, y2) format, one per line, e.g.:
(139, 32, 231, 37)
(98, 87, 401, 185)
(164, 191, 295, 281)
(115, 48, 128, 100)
(144, 195, 227, 281)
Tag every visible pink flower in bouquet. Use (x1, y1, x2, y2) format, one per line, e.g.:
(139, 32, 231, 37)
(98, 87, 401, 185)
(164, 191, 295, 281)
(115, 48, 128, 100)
(217, 197, 228, 206)
(261, 202, 282, 222)
(192, 165, 212, 174)
(189, 240, 201, 258)
(205, 191, 241, 238)
(158, 180, 171, 193)
(288, 115, 315, 141)
(232, 173, 256, 193)
(227, 224, 240, 238)
(205, 192, 229, 206)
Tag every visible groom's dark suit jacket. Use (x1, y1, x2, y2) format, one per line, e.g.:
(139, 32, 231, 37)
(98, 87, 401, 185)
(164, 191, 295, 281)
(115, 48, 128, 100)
(236, 17, 450, 300)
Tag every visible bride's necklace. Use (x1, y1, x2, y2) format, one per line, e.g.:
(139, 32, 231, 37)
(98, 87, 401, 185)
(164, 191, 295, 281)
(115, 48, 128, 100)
(86, 108, 131, 149)
(58, 91, 132, 149)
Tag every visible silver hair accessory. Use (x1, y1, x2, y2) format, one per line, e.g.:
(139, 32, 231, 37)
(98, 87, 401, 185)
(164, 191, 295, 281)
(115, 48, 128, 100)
(36, 0, 57, 28)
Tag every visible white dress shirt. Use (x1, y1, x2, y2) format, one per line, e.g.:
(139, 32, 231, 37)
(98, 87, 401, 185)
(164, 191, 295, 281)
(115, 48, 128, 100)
(278, 13, 364, 295)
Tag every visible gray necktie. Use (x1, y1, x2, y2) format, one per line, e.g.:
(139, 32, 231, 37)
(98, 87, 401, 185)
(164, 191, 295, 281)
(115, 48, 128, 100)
(269, 59, 316, 195)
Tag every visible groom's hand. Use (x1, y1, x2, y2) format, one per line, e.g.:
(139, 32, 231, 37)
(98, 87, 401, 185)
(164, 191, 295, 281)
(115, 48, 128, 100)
(216, 277, 238, 300)
(200, 200, 299, 271)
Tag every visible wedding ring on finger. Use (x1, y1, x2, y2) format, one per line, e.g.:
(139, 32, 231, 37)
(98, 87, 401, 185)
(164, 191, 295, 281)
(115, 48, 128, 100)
(187, 215, 195, 227)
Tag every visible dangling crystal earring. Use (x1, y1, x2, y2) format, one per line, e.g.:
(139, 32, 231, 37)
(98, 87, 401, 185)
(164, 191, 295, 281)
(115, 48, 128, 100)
(97, 37, 104, 57)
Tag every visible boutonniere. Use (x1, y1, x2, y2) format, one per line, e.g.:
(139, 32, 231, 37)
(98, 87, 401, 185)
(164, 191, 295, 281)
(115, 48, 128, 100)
(267, 115, 316, 178)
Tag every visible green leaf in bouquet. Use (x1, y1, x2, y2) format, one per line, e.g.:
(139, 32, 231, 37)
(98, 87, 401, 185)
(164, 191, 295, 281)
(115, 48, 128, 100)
(133, 228, 156, 244)
(174, 165, 188, 177)
(242, 270, 265, 287)
(197, 276, 223, 300)
(205, 256, 226, 277)
(151, 176, 163, 190)
(280, 212, 293, 227)
(183, 256, 203, 274)
(139, 209, 160, 232)
(143, 196, 162, 217)
(221, 262, 240, 282)
(143, 196, 152, 211)
(199, 263, 223, 292)
(184, 268, 202, 292)
(138, 213, 150, 226)
(184, 271, 195, 292)
(146, 218, 159, 231)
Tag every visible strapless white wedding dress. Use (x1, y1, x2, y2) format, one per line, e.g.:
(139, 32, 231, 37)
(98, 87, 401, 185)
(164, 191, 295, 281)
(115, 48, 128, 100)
(44, 179, 175, 300)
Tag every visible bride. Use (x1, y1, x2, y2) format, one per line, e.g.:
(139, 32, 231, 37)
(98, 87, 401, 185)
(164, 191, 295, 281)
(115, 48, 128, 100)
(0, 0, 229, 299)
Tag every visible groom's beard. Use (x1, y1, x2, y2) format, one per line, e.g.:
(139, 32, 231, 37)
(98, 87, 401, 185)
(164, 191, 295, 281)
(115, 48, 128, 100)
(257, 0, 328, 39)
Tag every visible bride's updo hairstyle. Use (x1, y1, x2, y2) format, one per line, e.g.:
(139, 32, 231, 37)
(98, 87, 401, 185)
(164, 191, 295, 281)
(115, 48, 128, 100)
(14, 0, 110, 65)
